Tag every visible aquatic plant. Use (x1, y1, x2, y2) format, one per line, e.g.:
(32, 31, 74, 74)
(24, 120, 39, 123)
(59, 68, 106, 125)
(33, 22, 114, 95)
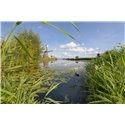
(86, 44, 125, 104)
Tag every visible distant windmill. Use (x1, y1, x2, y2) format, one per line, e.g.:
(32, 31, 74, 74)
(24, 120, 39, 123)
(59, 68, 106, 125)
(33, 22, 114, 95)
(43, 44, 53, 58)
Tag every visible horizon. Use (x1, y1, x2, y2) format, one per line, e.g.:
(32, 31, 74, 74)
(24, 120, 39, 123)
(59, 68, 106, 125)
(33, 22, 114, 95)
(1, 21, 125, 58)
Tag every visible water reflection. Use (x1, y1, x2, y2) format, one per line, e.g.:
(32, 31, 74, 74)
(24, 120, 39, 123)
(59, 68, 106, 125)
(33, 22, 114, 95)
(42, 61, 49, 68)
(75, 61, 79, 63)
(41, 60, 56, 68)
(40, 59, 89, 104)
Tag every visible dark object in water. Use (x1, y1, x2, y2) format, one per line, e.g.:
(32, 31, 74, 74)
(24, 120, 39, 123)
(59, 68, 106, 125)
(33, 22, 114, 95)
(75, 72, 80, 76)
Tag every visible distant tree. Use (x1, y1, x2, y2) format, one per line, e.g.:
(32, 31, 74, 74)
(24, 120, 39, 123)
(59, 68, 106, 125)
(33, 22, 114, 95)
(75, 56, 79, 59)
(11, 30, 44, 62)
(19, 30, 43, 58)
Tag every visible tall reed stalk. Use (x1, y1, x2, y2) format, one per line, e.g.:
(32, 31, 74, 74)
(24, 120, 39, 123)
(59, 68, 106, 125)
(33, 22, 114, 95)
(86, 45, 125, 104)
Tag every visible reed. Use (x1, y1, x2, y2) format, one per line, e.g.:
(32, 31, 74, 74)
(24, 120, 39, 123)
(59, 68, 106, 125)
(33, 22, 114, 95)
(0, 23, 63, 104)
(1, 22, 80, 104)
(86, 44, 125, 104)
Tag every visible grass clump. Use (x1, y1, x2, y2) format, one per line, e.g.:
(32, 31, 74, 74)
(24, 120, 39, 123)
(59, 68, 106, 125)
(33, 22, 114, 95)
(86, 44, 125, 104)
(1, 21, 80, 104)
(1, 28, 63, 104)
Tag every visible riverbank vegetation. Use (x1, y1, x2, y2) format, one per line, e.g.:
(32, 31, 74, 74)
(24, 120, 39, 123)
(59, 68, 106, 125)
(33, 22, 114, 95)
(2, 22, 124, 104)
(86, 44, 125, 104)
(1, 22, 80, 104)
(1, 28, 64, 104)
(65, 57, 95, 61)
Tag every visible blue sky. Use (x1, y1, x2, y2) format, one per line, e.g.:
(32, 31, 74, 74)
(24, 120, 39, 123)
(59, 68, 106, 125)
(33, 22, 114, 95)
(1, 22, 125, 58)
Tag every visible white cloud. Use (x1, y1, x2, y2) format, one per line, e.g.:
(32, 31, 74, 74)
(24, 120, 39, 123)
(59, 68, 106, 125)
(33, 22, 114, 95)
(86, 48, 94, 52)
(59, 41, 99, 54)
(60, 42, 77, 49)
(63, 52, 68, 55)
(68, 47, 86, 53)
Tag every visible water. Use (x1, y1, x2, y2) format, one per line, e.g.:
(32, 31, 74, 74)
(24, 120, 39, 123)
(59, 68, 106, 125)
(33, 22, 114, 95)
(39, 59, 89, 104)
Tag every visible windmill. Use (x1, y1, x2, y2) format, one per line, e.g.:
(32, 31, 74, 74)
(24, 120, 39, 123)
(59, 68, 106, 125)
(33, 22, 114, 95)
(43, 44, 53, 58)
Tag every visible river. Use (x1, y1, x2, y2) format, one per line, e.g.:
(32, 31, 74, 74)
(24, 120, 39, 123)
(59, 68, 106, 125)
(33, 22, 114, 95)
(39, 59, 89, 104)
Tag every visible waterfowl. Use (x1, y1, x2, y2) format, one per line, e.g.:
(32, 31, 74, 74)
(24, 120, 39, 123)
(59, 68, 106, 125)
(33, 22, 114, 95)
(75, 72, 80, 76)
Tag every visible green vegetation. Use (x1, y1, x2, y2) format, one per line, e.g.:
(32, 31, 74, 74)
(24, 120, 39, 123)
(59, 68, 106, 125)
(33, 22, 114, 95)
(41, 22, 79, 42)
(86, 44, 125, 104)
(1, 26, 63, 104)
(65, 57, 95, 61)
(75, 56, 79, 59)
(1, 22, 80, 104)
(3, 22, 124, 104)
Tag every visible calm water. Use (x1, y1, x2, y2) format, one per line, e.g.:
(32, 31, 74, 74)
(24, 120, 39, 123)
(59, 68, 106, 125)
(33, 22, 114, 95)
(39, 59, 89, 104)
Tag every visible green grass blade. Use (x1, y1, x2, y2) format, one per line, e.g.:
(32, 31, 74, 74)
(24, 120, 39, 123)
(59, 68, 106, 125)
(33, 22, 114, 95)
(14, 35, 33, 59)
(46, 97, 61, 104)
(15, 21, 22, 26)
(94, 94, 112, 103)
(45, 83, 61, 97)
(40, 22, 78, 41)
(4, 65, 22, 72)
(6, 23, 17, 42)
(1, 89, 16, 99)
(121, 56, 125, 67)
(6, 22, 22, 42)
(71, 22, 80, 32)
(89, 100, 107, 104)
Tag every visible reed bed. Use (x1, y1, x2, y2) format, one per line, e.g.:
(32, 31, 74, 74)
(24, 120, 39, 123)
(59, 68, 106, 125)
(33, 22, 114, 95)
(0, 23, 66, 104)
(86, 45, 125, 104)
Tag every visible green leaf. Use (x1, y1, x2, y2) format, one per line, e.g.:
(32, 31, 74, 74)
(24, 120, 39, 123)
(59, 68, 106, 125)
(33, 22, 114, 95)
(46, 97, 61, 104)
(40, 22, 78, 42)
(14, 35, 33, 59)
(45, 83, 61, 97)
(5, 65, 22, 72)
(5, 23, 17, 42)
(6, 22, 22, 42)
(15, 22, 22, 26)
(94, 94, 112, 104)
(121, 56, 125, 67)
(89, 100, 107, 104)
(71, 22, 80, 32)
(1, 89, 16, 99)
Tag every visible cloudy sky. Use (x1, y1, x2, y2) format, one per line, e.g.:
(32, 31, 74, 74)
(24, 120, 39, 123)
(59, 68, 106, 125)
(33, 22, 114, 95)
(1, 22, 125, 58)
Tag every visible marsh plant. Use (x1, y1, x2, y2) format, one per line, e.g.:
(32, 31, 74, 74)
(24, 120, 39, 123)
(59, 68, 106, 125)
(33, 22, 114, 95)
(1, 31, 62, 104)
(86, 44, 125, 104)
(1, 22, 80, 104)
(0, 27, 61, 104)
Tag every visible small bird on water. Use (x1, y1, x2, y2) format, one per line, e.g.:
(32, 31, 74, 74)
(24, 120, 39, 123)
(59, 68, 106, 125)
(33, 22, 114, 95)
(75, 72, 80, 77)
(74, 68, 80, 77)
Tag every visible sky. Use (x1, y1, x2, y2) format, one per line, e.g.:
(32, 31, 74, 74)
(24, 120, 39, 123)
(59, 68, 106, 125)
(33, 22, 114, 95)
(1, 22, 125, 58)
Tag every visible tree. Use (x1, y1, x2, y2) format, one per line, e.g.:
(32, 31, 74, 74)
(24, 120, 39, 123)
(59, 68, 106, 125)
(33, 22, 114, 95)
(75, 56, 79, 59)
(11, 30, 44, 63)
